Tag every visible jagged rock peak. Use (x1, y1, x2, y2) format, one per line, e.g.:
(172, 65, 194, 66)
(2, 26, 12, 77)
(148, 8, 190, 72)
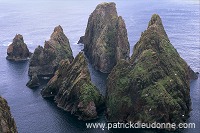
(148, 14, 163, 28)
(41, 52, 104, 120)
(28, 25, 73, 77)
(13, 34, 24, 43)
(53, 25, 63, 33)
(106, 14, 195, 129)
(95, 2, 117, 13)
(147, 14, 169, 41)
(6, 34, 30, 61)
(80, 2, 130, 73)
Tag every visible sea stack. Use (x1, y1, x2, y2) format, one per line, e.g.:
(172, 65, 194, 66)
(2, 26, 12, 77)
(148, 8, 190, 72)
(41, 52, 104, 120)
(0, 96, 18, 133)
(79, 2, 130, 73)
(106, 14, 197, 129)
(28, 25, 74, 77)
(6, 34, 30, 61)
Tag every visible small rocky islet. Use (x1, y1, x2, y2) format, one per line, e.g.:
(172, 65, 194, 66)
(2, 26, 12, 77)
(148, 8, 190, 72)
(3, 2, 199, 132)
(6, 34, 31, 61)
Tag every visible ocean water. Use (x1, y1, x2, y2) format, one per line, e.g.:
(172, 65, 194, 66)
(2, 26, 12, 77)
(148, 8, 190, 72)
(0, 0, 199, 133)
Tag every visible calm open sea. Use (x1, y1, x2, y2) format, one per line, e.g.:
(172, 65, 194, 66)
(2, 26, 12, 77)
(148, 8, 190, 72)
(0, 0, 199, 133)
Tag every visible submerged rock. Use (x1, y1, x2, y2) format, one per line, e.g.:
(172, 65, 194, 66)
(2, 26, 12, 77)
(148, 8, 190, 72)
(6, 34, 30, 61)
(41, 52, 104, 120)
(0, 96, 18, 133)
(79, 2, 130, 73)
(26, 74, 40, 88)
(28, 25, 73, 77)
(106, 14, 196, 128)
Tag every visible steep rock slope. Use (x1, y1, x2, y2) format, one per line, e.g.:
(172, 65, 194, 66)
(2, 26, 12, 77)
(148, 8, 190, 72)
(106, 14, 196, 127)
(79, 2, 130, 73)
(28, 25, 73, 77)
(6, 34, 30, 61)
(41, 52, 104, 120)
(0, 96, 17, 133)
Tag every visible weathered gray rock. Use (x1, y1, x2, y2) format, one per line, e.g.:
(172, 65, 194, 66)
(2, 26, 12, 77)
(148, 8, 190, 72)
(79, 2, 130, 73)
(6, 34, 30, 61)
(26, 74, 40, 88)
(41, 52, 104, 120)
(28, 25, 73, 77)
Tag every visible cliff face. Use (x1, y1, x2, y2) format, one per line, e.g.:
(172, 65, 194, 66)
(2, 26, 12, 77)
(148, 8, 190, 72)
(41, 52, 104, 120)
(7, 34, 30, 61)
(28, 25, 73, 77)
(79, 2, 130, 73)
(106, 14, 195, 127)
(0, 97, 17, 133)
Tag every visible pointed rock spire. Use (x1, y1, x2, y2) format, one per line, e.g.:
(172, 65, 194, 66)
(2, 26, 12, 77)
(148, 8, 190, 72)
(6, 34, 30, 61)
(79, 2, 130, 73)
(28, 25, 73, 77)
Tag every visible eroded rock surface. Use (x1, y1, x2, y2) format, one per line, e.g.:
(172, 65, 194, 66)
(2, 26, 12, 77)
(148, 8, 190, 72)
(106, 14, 196, 129)
(79, 2, 130, 73)
(0, 96, 17, 133)
(28, 25, 73, 77)
(7, 34, 30, 61)
(41, 52, 104, 120)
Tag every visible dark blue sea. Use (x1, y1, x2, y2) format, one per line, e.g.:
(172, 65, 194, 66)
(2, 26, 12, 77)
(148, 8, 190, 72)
(0, 0, 199, 133)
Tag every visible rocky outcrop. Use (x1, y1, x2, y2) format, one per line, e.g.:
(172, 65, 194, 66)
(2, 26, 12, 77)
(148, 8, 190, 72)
(26, 74, 40, 88)
(77, 36, 85, 44)
(28, 25, 73, 77)
(6, 34, 30, 61)
(79, 2, 130, 73)
(188, 66, 198, 80)
(106, 14, 197, 128)
(41, 52, 104, 120)
(0, 96, 17, 133)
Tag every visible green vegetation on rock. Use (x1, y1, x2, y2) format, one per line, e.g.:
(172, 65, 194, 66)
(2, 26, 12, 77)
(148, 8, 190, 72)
(106, 14, 194, 128)
(0, 97, 18, 133)
(41, 52, 104, 120)
(80, 2, 130, 73)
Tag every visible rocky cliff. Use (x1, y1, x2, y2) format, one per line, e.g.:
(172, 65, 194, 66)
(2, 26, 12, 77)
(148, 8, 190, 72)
(79, 2, 130, 73)
(0, 96, 17, 133)
(41, 52, 104, 120)
(106, 14, 196, 128)
(28, 25, 73, 77)
(6, 34, 30, 61)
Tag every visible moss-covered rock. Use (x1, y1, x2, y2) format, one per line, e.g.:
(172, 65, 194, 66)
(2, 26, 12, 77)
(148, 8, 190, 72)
(28, 25, 73, 77)
(106, 14, 196, 129)
(41, 52, 104, 120)
(6, 34, 31, 61)
(0, 96, 18, 133)
(79, 2, 130, 73)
